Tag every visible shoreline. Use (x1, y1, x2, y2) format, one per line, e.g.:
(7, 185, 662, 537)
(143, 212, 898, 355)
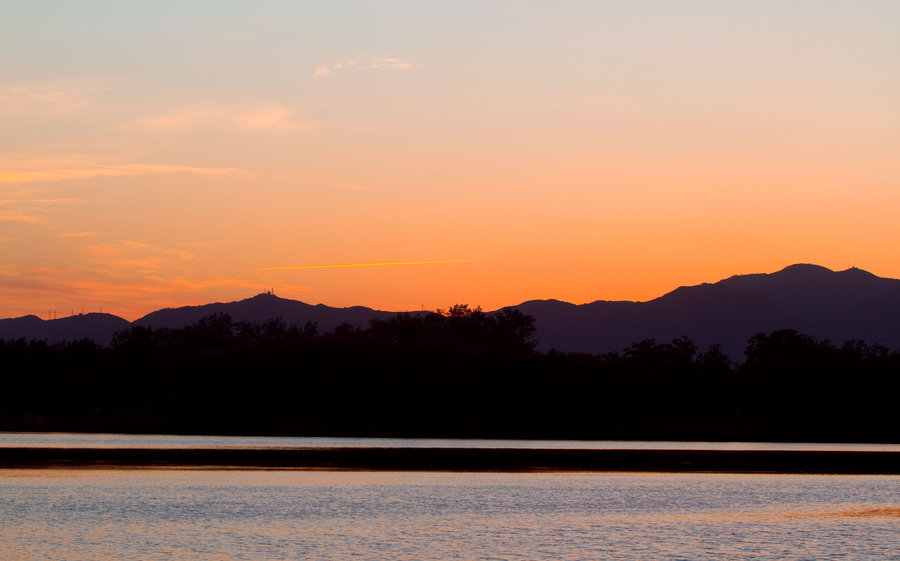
(3, 447, 900, 474)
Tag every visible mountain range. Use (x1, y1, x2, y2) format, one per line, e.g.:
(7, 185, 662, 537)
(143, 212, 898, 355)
(2, 264, 899, 358)
(513, 264, 900, 357)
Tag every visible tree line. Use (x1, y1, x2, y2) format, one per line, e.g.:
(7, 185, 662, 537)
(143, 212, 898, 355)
(1, 306, 898, 442)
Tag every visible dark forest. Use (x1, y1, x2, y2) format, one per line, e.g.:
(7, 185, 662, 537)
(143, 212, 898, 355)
(2, 305, 899, 442)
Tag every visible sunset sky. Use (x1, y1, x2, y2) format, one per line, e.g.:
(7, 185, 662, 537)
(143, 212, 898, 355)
(2, 1, 898, 320)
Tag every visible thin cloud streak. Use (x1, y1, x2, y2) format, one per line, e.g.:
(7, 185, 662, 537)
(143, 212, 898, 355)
(0, 163, 248, 184)
(0, 79, 105, 116)
(313, 56, 417, 77)
(134, 103, 302, 132)
(0, 265, 313, 321)
(24, 198, 87, 205)
(145, 275, 310, 292)
(0, 211, 39, 223)
(264, 259, 472, 270)
(81, 240, 196, 274)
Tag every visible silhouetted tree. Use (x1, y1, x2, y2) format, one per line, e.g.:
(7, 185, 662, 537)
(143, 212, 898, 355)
(3, 315, 900, 441)
(697, 344, 731, 374)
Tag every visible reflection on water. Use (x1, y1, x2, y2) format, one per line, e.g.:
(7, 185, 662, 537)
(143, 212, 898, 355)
(3, 431, 900, 451)
(1, 470, 898, 560)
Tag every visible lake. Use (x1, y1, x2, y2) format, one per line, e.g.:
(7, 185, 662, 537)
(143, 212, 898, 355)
(2, 433, 899, 559)
(2, 469, 899, 560)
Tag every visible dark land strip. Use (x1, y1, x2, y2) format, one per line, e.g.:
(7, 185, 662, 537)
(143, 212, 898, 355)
(3, 447, 900, 474)
(5, 315, 900, 447)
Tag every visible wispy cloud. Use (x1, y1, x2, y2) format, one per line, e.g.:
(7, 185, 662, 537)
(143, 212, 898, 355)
(134, 103, 301, 132)
(0, 210, 39, 223)
(264, 259, 471, 270)
(0, 264, 312, 321)
(145, 275, 302, 292)
(0, 267, 86, 299)
(81, 240, 195, 274)
(0, 195, 86, 224)
(0, 79, 105, 116)
(60, 230, 101, 238)
(21, 198, 86, 206)
(0, 161, 247, 184)
(313, 56, 417, 78)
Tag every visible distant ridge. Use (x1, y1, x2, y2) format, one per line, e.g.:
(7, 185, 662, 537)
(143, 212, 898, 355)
(513, 264, 900, 357)
(134, 292, 398, 332)
(0, 313, 129, 346)
(3, 264, 900, 356)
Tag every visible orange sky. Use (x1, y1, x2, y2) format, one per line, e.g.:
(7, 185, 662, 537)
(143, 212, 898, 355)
(2, 2, 899, 320)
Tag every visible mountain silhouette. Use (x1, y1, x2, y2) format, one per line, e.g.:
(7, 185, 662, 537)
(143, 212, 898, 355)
(515, 264, 900, 357)
(134, 292, 399, 332)
(0, 313, 130, 346)
(3, 264, 900, 356)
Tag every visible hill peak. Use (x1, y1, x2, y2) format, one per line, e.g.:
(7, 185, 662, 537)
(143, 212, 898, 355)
(246, 291, 286, 302)
(776, 263, 834, 275)
(841, 266, 879, 279)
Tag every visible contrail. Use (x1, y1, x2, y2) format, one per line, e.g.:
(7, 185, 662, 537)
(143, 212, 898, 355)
(262, 259, 472, 270)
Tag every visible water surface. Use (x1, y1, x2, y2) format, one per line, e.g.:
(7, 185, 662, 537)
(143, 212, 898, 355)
(3, 431, 900, 451)
(2, 469, 898, 560)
